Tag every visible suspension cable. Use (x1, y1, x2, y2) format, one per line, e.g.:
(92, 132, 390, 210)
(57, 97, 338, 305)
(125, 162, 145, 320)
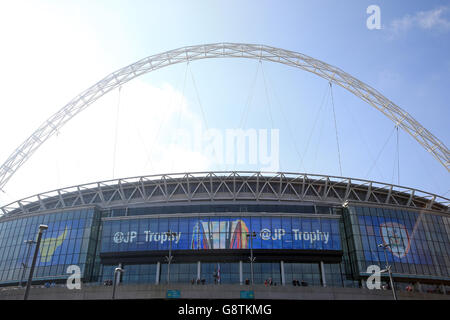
(409, 128, 448, 196)
(365, 125, 397, 178)
(297, 82, 330, 172)
(261, 63, 305, 172)
(170, 64, 190, 172)
(143, 63, 189, 172)
(189, 64, 209, 131)
(112, 86, 122, 179)
(341, 94, 386, 181)
(259, 61, 280, 170)
(396, 126, 400, 185)
(170, 92, 184, 173)
(231, 62, 261, 172)
(391, 125, 399, 185)
(329, 82, 343, 176)
(260, 61, 275, 129)
(55, 129, 61, 189)
(239, 62, 260, 129)
(312, 91, 329, 173)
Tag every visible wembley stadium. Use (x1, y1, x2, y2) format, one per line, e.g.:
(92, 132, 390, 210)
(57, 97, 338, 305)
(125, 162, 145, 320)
(0, 44, 448, 300)
(0, 171, 448, 299)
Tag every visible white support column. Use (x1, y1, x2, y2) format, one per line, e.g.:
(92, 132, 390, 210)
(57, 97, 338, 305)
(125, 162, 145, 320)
(197, 261, 201, 281)
(239, 261, 243, 285)
(280, 261, 285, 286)
(155, 262, 160, 285)
(320, 261, 327, 288)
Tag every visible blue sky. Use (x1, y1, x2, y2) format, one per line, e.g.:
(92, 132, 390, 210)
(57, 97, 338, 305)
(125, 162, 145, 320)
(0, 0, 449, 203)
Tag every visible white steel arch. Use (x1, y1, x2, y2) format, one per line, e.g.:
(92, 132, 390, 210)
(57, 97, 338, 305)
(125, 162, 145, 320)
(0, 43, 448, 193)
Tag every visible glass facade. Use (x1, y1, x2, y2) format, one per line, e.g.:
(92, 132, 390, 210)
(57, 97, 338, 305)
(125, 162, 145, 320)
(0, 202, 448, 295)
(344, 206, 450, 280)
(202, 262, 240, 284)
(0, 208, 100, 284)
(243, 262, 282, 285)
(100, 264, 158, 284)
(284, 263, 321, 286)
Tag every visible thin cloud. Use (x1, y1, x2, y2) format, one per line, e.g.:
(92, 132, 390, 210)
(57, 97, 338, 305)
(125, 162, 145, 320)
(389, 5, 450, 38)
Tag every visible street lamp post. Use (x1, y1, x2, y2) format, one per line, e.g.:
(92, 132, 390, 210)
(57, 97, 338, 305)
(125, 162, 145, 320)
(246, 231, 256, 285)
(19, 240, 36, 287)
(378, 243, 398, 300)
(165, 230, 177, 284)
(112, 263, 124, 300)
(23, 224, 48, 300)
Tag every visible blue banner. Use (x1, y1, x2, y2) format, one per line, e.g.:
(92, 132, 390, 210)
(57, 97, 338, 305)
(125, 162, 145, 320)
(100, 216, 341, 253)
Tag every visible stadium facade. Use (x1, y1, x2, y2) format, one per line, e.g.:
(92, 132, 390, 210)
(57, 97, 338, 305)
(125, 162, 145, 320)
(0, 171, 448, 296)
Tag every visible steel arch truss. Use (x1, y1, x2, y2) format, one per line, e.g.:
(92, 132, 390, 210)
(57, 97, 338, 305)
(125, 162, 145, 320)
(1, 171, 448, 216)
(0, 43, 449, 193)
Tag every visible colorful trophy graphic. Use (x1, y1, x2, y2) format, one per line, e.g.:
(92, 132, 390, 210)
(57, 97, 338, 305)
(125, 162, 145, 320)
(191, 219, 250, 249)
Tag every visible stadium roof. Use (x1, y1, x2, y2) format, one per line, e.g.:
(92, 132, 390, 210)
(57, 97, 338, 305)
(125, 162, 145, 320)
(1, 171, 448, 217)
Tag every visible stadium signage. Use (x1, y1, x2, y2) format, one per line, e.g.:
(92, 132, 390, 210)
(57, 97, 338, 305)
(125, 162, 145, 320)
(258, 228, 329, 244)
(113, 231, 182, 244)
(292, 229, 330, 244)
(113, 231, 136, 243)
(103, 216, 341, 252)
(144, 231, 182, 244)
(112, 228, 329, 245)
